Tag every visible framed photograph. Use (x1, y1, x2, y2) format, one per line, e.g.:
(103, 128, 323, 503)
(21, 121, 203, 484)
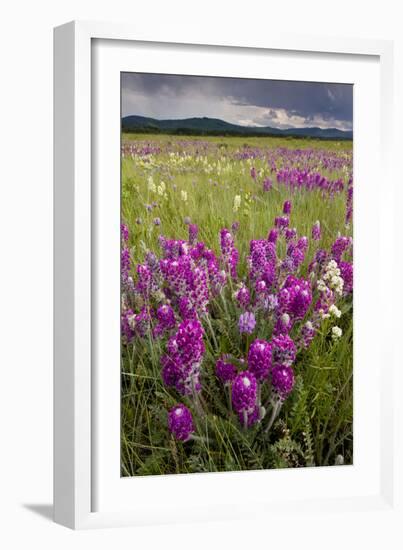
(54, 21, 398, 530)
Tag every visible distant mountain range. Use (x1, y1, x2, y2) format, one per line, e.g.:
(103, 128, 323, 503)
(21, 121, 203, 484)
(122, 115, 353, 140)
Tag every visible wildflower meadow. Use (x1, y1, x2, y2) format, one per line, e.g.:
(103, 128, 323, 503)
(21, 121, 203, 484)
(121, 134, 353, 476)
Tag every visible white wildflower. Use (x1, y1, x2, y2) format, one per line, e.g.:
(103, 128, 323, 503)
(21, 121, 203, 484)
(181, 190, 188, 202)
(157, 181, 166, 196)
(317, 279, 327, 293)
(148, 176, 156, 193)
(332, 326, 343, 340)
(329, 304, 342, 318)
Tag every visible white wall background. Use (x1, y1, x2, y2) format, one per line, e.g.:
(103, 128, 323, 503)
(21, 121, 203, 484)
(0, 1, 401, 548)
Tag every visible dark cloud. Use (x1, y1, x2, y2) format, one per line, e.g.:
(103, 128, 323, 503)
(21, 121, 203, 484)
(121, 72, 352, 130)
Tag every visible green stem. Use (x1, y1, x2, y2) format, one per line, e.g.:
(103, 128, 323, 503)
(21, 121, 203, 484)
(204, 313, 218, 351)
(265, 401, 282, 434)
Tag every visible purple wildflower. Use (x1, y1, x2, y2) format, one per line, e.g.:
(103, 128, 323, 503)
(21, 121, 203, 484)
(331, 236, 352, 263)
(190, 266, 209, 314)
(273, 313, 292, 336)
(278, 276, 312, 320)
(285, 227, 297, 241)
(235, 285, 251, 308)
(168, 404, 195, 441)
(248, 339, 273, 381)
(188, 223, 198, 245)
(128, 307, 152, 338)
(136, 264, 153, 297)
(271, 364, 295, 399)
(300, 320, 316, 349)
(345, 184, 353, 225)
(267, 228, 278, 243)
(255, 280, 267, 294)
(231, 371, 257, 415)
(274, 216, 289, 231)
(121, 308, 135, 342)
(161, 319, 205, 395)
(312, 221, 321, 241)
(121, 223, 129, 243)
(220, 228, 239, 278)
(156, 304, 176, 330)
(178, 295, 197, 320)
(271, 334, 296, 366)
(283, 200, 292, 215)
(297, 236, 309, 252)
(339, 261, 353, 294)
(231, 221, 240, 233)
(121, 247, 131, 282)
(249, 239, 276, 286)
(239, 311, 256, 334)
(263, 178, 272, 192)
(215, 358, 237, 384)
(207, 257, 227, 295)
(153, 217, 161, 226)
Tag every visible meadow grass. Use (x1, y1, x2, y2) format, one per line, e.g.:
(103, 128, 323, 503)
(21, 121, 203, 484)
(121, 134, 353, 475)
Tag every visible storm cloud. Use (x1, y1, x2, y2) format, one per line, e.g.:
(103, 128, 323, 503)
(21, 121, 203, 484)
(121, 73, 353, 131)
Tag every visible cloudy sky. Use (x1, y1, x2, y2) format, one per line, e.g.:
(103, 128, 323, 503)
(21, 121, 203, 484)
(121, 73, 353, 131)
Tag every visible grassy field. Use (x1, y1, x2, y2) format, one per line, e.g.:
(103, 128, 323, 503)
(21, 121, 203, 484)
(121, 133, 353, 476)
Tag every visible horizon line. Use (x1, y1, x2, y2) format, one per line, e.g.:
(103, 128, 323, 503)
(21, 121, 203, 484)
(121, 113, 353, 133)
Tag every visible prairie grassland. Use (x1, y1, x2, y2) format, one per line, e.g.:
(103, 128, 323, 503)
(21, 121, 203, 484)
(121, 133, 353, 476)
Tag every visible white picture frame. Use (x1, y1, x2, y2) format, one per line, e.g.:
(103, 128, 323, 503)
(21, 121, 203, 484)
(54, 20, 400, 531)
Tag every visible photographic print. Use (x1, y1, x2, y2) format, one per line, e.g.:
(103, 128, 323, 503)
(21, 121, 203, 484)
(120, 73, 353, 476)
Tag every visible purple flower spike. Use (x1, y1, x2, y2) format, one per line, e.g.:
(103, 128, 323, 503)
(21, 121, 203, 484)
(153, 217, 161, 226)
(274, 313, 292, 336)
(274, 216, 289, 231)
(121, 247, 131, 282)
(267, 229, 278, 244)
(248, 339, 273, 381)
(156, 304, 176, 330)
(235, 285, 251, 308)
(232, 371, 257, 415)
(312, 221, 321, 241)
(263, 178, 272, 192)
(161, 319, 205, 395)
(300, 321, 316, 349)
(220, 228, 239, 278)
(331, 236, 352, 263)
(271, 364, 295, 399)
(285, 227, 297, 241)
(283, 200, 292, 215)
(271, 334, 296, 366)
(278, 276, 312, 320)
(339, 261, 353, 294)
(297, 236, 308, 252)
(168, 404, 195, 441)
(188, 223, 198, 245)
(178, 295, 197, 320)
(215, 358, 237, 384)
(239, 311, 256, 334)
(231, 221, 240, 233)
(121, 308, 135, 342)
(121, 223, 129, 243)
